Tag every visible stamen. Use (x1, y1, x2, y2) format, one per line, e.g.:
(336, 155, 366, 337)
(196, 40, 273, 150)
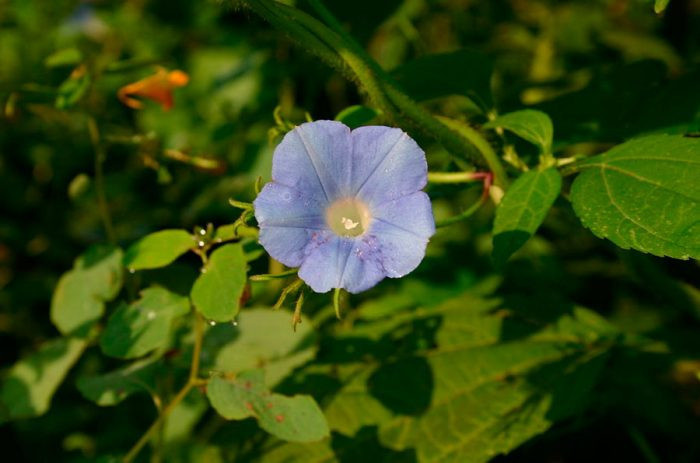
(341, 217, 359, 230)
(326, 198, 372, 237)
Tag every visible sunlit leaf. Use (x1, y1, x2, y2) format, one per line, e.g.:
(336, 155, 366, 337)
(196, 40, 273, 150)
(124, 229, 194, 271)
(100, 287, 190, 359)
(51, 246, 123, 336)
(484, 109, 554, 154)
(191, 243, 247, 322)
(0, 337, 87, 421)
(207, 370, 329, 442)
(492, 168, 562, 266)
(214, 308, 316, 387)
(571, 134, 700, 259)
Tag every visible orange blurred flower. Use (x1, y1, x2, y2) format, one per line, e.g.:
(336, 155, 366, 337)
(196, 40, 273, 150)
(118, 67, 189, 111)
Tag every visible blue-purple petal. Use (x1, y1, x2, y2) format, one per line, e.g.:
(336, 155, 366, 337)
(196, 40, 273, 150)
(254, 182, 329, 267)
(272, 120, 352, 203)
(369, 192, 435, 278)
(298, 236, 385, 293)
(350, 126, 427, 207)
(257, 121, 434, 294)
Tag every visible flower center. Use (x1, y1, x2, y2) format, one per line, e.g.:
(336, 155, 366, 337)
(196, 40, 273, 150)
(325, 198, 371, 238)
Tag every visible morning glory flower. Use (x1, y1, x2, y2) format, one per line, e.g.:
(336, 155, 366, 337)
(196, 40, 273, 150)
(254, 120, 435, 293)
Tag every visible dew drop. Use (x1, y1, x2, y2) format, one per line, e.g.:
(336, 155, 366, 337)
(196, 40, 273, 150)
(208, 320, 217, 326)
(147, 311, 156, 320)
(199, 229, 207, 235)
(200, 268, 207, 274)
(197, 240, 205, 247)
(231, 319, 239, 327)
(128, 268, 135, 274)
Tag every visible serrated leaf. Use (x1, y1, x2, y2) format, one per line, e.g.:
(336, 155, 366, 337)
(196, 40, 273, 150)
(492, 168, 562, 266)
(263, 292, 618, 463)
(100, 287, 190, 359)
(191, 243, 247, 322)
(334, 105, 381, 129)
(124, 229, 194, 271)
(215, 308, 316, 387)
(207, 370, 329, 443)
(51, 246, 123, 336)
(571, 134, 700, 259)
(0, 337, 87, 421)
(484, 109, 554, 154)
(76, 358, 160, 406)
(392, 49, 493, 109)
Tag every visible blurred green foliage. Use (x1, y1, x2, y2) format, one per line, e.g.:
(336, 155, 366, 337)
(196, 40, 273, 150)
(1, 0, 699, 462)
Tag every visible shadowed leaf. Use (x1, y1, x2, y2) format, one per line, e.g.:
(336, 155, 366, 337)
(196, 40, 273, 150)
(100, 287, 190, 359)
(1, 337, 87, 421)
(391, 49, 493, 109)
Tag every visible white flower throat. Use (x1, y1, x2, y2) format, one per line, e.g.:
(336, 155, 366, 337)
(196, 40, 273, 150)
(326, 198, 372, 238)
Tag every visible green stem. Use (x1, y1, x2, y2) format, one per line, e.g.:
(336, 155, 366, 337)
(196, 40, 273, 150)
(87, 117, 116, 243)
(249, 269, 298, 281)
(123, 312, 205, 463)
(428, 171, 486, 184)
(333, 287, 342, 319)
(434, 115, 508, 188)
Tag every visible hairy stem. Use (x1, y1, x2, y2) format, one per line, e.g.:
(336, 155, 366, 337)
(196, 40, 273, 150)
(240, 0, 509, 187)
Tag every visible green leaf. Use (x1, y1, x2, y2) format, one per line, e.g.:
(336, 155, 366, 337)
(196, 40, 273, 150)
(391, 49, 494, 109)
(654, 0, 671, 13)
(571, 134, 700, 259)
(263, 291, 618, 463)
(207, 370, 329, 443)
(163, 389, 209, 443)
(76, 359, 160, 406)
(215, 308, 316, 387)
(484, 109, 554, 154)
(124, 229, 194, 271)
(55, 68, 91, 109)
(51, 246, 123, 336)
(0, 337, 87, 421)
(45, 48, 83, 68)
(492, 168, 562, 266)
(100, 287, 190, 359)
(334, 105, 381, 129)
(191, 243, 247, 322)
